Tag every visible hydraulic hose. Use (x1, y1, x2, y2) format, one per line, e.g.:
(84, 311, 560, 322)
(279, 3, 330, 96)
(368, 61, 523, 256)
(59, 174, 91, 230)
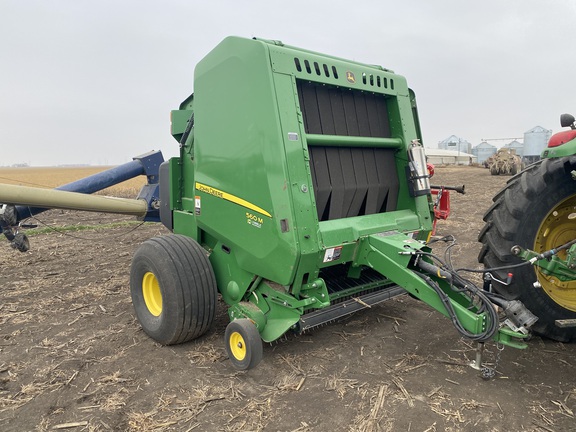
(415, 271, 499, 342)
(415, 258, 499, 342)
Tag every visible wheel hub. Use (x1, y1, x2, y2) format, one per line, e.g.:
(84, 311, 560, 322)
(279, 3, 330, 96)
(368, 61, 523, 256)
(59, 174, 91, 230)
(142, 271, 163, 316)
(535, 194, 576, 312)
(229, 331, 247, 361)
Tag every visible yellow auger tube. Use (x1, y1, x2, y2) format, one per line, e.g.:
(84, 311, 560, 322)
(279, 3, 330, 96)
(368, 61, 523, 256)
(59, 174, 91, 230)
(0, 184, 148, 217)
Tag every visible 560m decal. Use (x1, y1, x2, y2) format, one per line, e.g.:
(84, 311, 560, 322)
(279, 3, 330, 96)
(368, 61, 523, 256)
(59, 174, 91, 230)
(195, 182, 272, 218)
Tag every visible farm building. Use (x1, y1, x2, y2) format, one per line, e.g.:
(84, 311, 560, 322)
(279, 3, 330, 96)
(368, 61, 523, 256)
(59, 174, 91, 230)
(425, 148, 477, 165)
(472, 141, 497, 164)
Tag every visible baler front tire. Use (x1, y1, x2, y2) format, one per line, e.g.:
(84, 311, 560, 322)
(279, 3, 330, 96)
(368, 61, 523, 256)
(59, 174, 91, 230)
(478, 157, 576, 342)
(130, 235, 217, 345)
(225, 319, 263, 370)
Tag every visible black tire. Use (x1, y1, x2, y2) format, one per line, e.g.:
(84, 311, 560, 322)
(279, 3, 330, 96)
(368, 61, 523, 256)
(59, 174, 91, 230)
(130, 235, 217, 345)
(478, 156, 576, 342)
(224, 319, 263, 370)
(490, 166, 499, 175)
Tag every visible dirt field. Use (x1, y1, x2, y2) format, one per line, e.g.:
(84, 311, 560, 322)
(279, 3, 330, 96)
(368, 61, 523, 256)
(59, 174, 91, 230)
(1, 166, 575, 431)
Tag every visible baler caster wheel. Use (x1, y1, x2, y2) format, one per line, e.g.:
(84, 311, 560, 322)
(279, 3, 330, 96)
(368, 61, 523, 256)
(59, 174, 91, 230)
(224, 319, 263, 370)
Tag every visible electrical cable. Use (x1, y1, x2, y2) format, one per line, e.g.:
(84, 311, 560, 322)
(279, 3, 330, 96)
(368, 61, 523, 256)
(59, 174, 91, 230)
(25, 207, 146, 241)
(456, 237, 576, 274)
(455, 261, 532, 274)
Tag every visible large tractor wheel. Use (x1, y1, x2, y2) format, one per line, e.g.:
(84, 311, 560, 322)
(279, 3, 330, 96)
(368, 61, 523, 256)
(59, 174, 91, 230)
(130, 235, 217, 345)
(478, 156, 576, 342)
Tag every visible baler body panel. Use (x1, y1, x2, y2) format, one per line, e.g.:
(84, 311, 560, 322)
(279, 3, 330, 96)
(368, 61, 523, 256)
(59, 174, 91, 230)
(187, 37, 301, 286)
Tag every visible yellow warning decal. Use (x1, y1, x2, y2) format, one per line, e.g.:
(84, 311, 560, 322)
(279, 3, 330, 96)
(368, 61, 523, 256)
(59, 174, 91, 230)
(195, 182, 272, 218)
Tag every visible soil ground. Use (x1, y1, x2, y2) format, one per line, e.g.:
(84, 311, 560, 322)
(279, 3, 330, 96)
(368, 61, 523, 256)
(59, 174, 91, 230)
(1, 166, 575, 432)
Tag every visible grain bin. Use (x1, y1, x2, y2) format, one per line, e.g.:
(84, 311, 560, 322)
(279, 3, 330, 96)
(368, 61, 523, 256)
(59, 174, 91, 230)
(503, 139, 524, 158)
(524, 126, 552, 163)
(472, 141, 497, 165)
(438, 135, 471, 154)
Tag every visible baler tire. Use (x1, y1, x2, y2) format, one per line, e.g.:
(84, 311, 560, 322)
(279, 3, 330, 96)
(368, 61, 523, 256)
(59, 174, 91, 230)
(130, 235, 217, 345)
(224, 319, 263, 370)
(478, 156, 576, 342)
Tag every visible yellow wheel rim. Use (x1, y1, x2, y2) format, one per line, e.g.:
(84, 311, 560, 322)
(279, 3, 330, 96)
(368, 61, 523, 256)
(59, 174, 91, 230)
(534, 194, 576, 311)
(142, 271, 162, 316)
(229, 331, 247, 361)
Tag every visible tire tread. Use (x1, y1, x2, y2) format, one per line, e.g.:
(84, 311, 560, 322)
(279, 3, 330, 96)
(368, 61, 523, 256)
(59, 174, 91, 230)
(478, 157, 576, 342)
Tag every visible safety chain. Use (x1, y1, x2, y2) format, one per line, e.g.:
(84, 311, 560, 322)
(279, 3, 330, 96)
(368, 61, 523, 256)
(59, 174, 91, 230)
(481, 343, 505, 380)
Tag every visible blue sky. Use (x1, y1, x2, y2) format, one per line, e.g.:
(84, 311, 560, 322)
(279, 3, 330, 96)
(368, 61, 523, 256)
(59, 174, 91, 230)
(1, 0, 575, 165)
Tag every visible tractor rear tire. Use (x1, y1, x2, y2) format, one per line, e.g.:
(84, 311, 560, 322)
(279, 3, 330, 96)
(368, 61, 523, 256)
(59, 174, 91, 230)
(478, 156, 576, 342)
(130, 235, 217, 345)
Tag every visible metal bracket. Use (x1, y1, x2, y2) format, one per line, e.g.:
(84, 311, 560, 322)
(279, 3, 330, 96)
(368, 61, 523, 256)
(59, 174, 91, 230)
(469, 342, 485, 370)
(555, 319, 576, 328)
(511, 244, 576, 282)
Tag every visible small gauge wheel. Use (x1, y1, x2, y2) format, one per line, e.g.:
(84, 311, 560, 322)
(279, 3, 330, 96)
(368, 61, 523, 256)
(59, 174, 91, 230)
(224, 319, 263, 370)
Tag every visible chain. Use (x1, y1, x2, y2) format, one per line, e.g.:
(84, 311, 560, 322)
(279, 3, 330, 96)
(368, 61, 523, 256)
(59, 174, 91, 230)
(480, 343, 505, 380)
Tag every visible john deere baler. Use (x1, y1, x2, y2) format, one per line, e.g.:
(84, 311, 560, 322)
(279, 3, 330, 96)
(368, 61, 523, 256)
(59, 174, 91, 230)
(0, 36, 537, 371)
(129, 37, 533, 370)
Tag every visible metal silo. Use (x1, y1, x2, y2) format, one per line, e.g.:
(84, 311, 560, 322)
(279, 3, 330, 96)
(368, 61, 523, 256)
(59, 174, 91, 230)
(438, 135, 471, 154)
(503, 140, 524, 157)
(473, 141, 497, 164)
(524, 126, 552, 163)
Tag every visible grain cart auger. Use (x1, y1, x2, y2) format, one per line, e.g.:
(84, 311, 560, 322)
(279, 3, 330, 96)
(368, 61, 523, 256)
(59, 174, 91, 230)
(0, 151, 164, 251)
(0, 37, 533, 371)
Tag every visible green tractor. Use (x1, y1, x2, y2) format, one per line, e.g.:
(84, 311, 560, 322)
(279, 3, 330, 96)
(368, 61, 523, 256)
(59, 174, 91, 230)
(479, 113, 576, 342)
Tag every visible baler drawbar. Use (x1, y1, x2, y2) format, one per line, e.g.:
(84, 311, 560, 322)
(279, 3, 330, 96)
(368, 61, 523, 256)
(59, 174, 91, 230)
(0, 37, 535, 371)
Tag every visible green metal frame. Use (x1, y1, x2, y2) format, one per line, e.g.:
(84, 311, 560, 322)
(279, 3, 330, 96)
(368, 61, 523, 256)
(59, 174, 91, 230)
(167, 36, 527, 348)
(514, 245, 576, 282)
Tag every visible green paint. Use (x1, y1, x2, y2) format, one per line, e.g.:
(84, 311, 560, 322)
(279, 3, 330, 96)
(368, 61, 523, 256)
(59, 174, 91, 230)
(541, 137, 576, 158)
(164, 36, 525, 348)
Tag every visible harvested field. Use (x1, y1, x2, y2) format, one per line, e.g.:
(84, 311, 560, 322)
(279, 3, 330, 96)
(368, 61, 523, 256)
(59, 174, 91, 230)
(0, 166, 146, 198)
(0, 166, 575, 431)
